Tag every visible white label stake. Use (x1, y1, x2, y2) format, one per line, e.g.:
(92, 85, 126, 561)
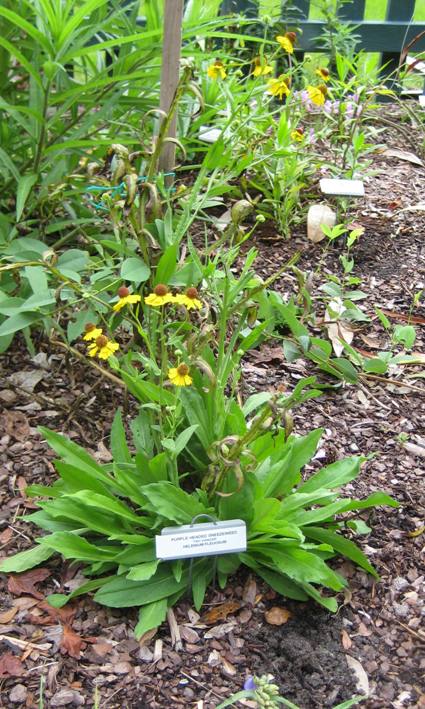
(320, 178, 365, 197)
(155, 520, 247, 561)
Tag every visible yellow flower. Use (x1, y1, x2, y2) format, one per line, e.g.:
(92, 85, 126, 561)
(112, 286, 141, 312)
(291, 128, 304, 142)
(316, 67, 330, 82)
(276, 32, 295, 54)
(144, 284, 174, 307)
(267, 75, 290, 100)
(168, 363, 193, 387)
(83, 323, 102, 341)
(252, 58, 273, 77)
(307, 85, 327, 106)
(87, 335, 119, 360)
(207, 61, 226, 80)
(175, 287, 202, 311)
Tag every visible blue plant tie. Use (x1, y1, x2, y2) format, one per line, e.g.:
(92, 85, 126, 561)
(85, 172, 176, 211)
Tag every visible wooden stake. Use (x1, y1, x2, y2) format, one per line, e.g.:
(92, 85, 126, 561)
(158, 0, 184, 176)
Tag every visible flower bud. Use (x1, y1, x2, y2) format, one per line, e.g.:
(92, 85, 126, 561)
(231, 199, 253, 225)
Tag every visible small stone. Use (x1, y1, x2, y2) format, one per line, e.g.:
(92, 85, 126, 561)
(111, 661, 132, 674)
(393, 603, 410, 619)
(0, 390, 17, 405)
(138, 646, 153, 662)
(50, 689, 85, 706)
(9, 684, 27, 703)
(183, 688, 195, 700)
(393, 577, 409, 593)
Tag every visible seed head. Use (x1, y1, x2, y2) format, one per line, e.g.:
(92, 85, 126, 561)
(118, 286, 130, 297)
(154, 284, 169, 296)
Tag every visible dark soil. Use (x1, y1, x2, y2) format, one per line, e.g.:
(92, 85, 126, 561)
(1, 106, 424, 708)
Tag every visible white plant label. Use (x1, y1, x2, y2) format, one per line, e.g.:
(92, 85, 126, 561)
(419, 95, 425, 108)
(320, 178, 365, 197)
(155, 520, 247, 561)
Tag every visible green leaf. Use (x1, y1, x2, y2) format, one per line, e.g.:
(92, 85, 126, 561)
(16, 174, 37, 221)
(94, 564, 188, 607)
(121, 373, 175, 406)
(192, 560, 212, 611)
(297, 456, 364, 494)
(110, 410, 132, 465)
(263, 429, 323, 497)
(0, 312, 41, 337)
(120, 257, 150, 283)
(363, 357, 388, 374)
(38, 532, 119, 561)
(256, 543, 345, 591)
(0, 544, 54, 573)
(126, 560, 160, 581)
(155, 244, 178, 285)
(64, 490, 143, 524)
(40, 427, 110, 480)
(57, 249, 89, 273)
(305, 526, 378, 578)
(143, 482, 208, 524)
(134, 598, 168, 639)
(162, 424, 198, 458)
(242, 392, 273, 416)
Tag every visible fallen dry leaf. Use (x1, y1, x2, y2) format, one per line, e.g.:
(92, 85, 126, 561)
(242, 577, 257, 606)
(0, 652, 24, 678)
(204, 622, 236, 639)
(341, 628, 352, 649)
(382, 147, 423, 167)
(60, 624, 85, 659)
(0, 607, 19, 624)
(264, 606, 292, 626)
(0, 410, 30, 442)
(8, 568, 51, 600)
(0, 528, 13, 545)
(202, 601, 241, 624)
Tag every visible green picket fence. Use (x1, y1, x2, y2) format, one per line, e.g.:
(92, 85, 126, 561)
(221, 0, 425, 81)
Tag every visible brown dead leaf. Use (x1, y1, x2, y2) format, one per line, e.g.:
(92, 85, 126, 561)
(341, 629, 352, 649)
(221, 657, 237, 676)
(0, 607, 19, 624)
(242, 577, 257, 607)
(0, 411, 30, 442)
(17, 476, 28, 497)
(202, 601, 241, 625)
(0, 527, 13, 545)
(0, 652, 24, 678)
(264, 606, 292, 626)
(8, 568, 51, 600)
(382, 148, 423, 167)
(37, 601, 76, 625)
(380, 309, 425, 325)
(60, 624, 85, 659)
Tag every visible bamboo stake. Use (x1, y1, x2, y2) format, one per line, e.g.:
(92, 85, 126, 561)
(158, 0, 184, 176)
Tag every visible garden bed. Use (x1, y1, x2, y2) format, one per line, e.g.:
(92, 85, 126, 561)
(0, 116, 424, 709)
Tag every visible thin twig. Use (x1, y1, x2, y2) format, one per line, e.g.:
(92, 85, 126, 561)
(50, 339, 125, 389)
(179, 671, 224, 700)
(360, 373, 425, 394)
(394, 619, 425, 642)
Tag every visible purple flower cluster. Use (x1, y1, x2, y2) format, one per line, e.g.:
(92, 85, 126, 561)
(295, 90, 362, 119)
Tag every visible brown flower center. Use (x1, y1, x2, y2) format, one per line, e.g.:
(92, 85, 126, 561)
(96, 335, 108, 348)
(84, 323, 96, 333)
(154, 284, 169, 296)
(285, 32, 296, 42)
(186, 287, 198, 300)
(118, 286, 130, 298)
(318, 85, 328, 96)
(177, 364, 189, 376)
(295, 127, 304, 135)
(320, 68, 329, 78)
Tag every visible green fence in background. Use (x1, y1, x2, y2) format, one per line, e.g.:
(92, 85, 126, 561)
(221, 0, 425, 79)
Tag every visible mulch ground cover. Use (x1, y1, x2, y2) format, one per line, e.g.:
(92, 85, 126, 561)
(0, 107, 424, 708)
